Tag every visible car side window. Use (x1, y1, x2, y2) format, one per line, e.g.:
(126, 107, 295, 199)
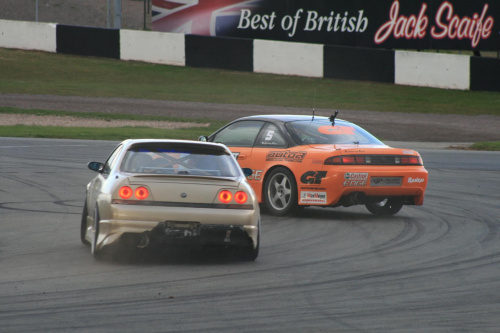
(102, 144, 123, 174)
(212, 121, 264, 147)
(255, 123, 287, 147)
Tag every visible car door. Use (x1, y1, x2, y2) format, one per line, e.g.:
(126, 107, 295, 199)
(87, 144, 123, 216)
(244, 123, 289, 200)
(211, 120, 264, 166)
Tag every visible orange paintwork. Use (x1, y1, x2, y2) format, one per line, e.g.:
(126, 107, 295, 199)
(230, 144, 428, 207)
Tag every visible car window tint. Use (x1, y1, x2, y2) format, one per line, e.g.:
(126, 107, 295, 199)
(285, 120, 384, 145)
(255, 123, 287, 147)
(213, 121, 263, 147)
(120, 145, 241, 177)
(102, 144, 123, 174)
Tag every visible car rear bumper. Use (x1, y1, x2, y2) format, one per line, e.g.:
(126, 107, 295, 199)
(299, 167, 428, 206)
(95, 205, 259, 251)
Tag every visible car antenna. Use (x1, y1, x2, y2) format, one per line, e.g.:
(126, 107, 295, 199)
(329, 111, 339, 126)
(311, 88, 317, 121)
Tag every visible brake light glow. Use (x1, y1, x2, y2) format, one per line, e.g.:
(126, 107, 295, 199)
(134, 187, 149, 200)
(119, 186, 133, 199)
(218, 190, 232, 203)
(234, 191, 248, 204)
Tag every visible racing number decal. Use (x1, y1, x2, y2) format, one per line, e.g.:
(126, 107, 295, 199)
(300, 171, 327, 184)
(264, 130, 275, 141)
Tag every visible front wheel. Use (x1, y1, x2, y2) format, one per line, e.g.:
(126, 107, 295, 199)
(80, 200, 90, 246)
(365, 197, 405, 216)
(264, 167, 298, 216)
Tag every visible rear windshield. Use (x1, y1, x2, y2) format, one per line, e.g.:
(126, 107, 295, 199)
(120, 145, 241, 177)
(285, 120, 384, 145)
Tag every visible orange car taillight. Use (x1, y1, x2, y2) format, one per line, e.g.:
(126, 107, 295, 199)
(399, 156, 422, 165)
(325, 155, 422, 166)
(118, 186, 149, 200)
(134, 187, 149, 200)
(234, 191, 248, 204)
(119, 186, 133, 199)
(218, 190, 232, 203)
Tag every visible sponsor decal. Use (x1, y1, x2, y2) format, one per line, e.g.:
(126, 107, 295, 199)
(318, 125, 356, 135)
(301, 171, 327, 184)
(266, 150, 307, 162)
(402, 150, 414, 155)
(300, 191, 327, 204)
(343, 180, 367, 186)
(370, 177, 402, 187)
(407, 177, 425, 184)
(247, 169, 263, 181)
(344, 172, 368, 180)
(232, 152, 240, 159)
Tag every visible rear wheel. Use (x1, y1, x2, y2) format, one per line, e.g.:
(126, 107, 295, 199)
(80, 200, 90, 246)
(237, 227, 260, 261)
(365, 197, 405, 216)
(264, 167, 298, 216)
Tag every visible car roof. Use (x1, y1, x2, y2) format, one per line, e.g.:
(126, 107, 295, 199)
(231, 114, 351, 124)
(120, 139, 229, 152)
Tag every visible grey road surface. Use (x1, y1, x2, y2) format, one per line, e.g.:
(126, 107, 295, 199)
(1, 137, 500, 332)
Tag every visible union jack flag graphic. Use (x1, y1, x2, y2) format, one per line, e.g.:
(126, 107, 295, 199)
(152, 0, 262, 36)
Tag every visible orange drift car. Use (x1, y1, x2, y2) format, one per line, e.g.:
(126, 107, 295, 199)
(199, 114, 428, 216)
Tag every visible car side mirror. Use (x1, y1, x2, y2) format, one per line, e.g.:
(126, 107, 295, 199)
(88, 161, 104, 173)
(198, 135, 208, 142)
(241, 168, 253, 177)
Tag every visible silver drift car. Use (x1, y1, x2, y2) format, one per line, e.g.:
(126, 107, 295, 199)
(81, 139, 260, 260)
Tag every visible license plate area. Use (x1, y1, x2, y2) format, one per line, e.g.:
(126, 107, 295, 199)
(162, 221, 201, 238)
(370, 177, 402, 187)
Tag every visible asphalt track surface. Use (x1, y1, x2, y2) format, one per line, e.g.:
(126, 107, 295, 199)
(1, 137, 500, 332)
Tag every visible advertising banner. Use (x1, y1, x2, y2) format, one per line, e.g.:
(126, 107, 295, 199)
(152, 0, 499, 51)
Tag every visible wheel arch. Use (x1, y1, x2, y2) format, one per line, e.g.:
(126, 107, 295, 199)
(261, 164, 299, 197)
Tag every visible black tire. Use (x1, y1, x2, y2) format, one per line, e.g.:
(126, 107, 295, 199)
(264, 167, 298, 216)
(80, 200, 90, 246)
(237, 227, 260, 261)
(365, 197, 405, 216)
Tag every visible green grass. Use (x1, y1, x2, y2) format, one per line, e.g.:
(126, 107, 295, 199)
(0, 48, 499, 149)
(0, 107, 225, 141)
(470, 142, 500, 151)
(1, 48, 499, 115)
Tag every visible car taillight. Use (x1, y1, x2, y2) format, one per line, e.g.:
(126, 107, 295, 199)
(118, 186, 149, 200)
(398, 156, 422, 165)
(119, 186, 133, 199)
(218, 190, 248, 204)
(218, 190, 232, 203)
(135, 187, 149, 200)
(234, 191, 248, 204)
(325, 155, 422, 165)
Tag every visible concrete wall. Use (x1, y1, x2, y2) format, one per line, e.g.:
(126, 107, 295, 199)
(120, 30, 185, 66)
(0, 20, 56, 52)
(254, 40, 323, 78)
(395, 52, 470, 90)
(1, 19, 498, 92)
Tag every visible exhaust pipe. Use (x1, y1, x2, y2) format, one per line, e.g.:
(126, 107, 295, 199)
(137, 232, 150, 249)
